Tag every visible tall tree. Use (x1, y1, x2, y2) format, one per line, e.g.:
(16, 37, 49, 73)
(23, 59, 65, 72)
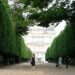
(19, 0, 74, 27)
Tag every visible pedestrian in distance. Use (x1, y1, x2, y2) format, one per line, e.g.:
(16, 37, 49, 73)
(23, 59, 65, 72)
(58, 56, 62, 68)
(56, 56, 59, 67)
(65, 56, 70, 69)
(30, 53, 35, 71)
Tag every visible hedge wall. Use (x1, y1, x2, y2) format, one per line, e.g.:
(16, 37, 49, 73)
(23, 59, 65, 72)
(0, 0, 32, 64)
(45, 23, 75, 61)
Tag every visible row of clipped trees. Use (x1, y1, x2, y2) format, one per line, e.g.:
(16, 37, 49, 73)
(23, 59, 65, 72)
(0, 0, 32, 65)
(45, 23, 75, 64)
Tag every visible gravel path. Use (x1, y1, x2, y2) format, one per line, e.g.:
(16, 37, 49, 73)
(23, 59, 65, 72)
(0, 63, 75, 75)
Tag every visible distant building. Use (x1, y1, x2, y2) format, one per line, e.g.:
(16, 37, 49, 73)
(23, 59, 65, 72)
(23, 25, 56, 63)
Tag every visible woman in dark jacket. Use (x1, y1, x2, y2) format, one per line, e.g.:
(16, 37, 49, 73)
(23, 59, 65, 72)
(31, 54, 35, 70)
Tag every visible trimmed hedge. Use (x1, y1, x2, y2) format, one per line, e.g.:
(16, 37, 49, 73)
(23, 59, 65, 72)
(45, 23, 75, 61)
(0, 0, 32, 64)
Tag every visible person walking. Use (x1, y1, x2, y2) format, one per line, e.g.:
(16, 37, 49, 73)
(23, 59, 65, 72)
(56, 56, 59, 67)
(65, 56, 69, 69)
(58, 56, 62, 68)
(31, 53, 35, 71)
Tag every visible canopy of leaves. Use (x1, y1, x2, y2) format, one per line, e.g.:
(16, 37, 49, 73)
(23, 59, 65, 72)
(29, 7, 68, 27)
(23, 0, 53, 8)
(19, 0, 75, 27)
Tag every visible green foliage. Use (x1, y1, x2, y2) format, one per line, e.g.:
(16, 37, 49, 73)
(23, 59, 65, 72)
(29, 7, 68, 27)
(11, 7, 29, 35)
(23, 0, 53, 8)
(20, 0, 75, 27)
(0, 0, 32, 60)
(45, 23, 75, 60)
(20, 36, 32, 59)
(0, 0, 16, 55)
(16, 22, 28, 35)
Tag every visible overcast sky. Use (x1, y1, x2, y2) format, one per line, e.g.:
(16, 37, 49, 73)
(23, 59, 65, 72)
(55, 20, 66, 37)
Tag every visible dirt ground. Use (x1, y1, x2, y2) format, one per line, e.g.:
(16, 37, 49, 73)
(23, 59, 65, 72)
(0, 63, 75, 75)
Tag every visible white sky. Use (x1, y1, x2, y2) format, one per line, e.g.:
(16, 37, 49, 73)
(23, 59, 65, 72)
(48, 0, 74, 8)
(23, 21, 66, 52)
(55, 20, 66, 37)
